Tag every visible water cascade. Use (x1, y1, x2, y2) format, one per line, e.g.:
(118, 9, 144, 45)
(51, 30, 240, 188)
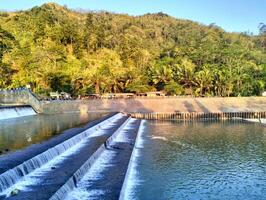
(0, 113, 124, 196)
(0, 106, 36, 120)
(52, 118, 142, 200)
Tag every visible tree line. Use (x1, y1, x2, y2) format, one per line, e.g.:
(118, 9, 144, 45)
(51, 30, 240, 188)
(0, 3, 265, 97)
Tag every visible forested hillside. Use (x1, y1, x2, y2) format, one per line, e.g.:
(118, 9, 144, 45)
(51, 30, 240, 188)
(0, 3, 265, 96)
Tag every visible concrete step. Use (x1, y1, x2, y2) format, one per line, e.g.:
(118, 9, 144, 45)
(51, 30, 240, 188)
(0, 113, 116, 174)
(0, 114, 129, 200)
(63, 118, 141, 200)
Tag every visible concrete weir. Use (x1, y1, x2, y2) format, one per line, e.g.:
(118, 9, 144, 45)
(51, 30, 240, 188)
(0, 113, 142, 200)
(0, 113, 127, 198)
(0, 106, 36, 120)
(54, 118, 141, 200)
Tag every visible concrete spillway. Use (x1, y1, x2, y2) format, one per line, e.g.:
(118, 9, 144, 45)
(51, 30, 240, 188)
(0, 113, 143, 200)
(61, 118, 141, 200)
(0, 106, 36, 120)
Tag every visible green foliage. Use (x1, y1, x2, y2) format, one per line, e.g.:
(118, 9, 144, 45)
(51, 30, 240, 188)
(0, 26, 16, 88)
(0, 3, 265, 96)
(165, 81, 184, 95)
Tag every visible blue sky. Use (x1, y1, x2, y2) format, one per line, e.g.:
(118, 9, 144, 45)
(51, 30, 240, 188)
(0, 0, 265, 34)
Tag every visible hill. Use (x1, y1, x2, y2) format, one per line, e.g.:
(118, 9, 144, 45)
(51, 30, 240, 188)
(0, 3, 265, 96)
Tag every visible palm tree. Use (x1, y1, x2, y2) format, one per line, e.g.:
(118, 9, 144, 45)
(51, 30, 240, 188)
(195, 67, 213, 96)
(174, 58, 196, 95)
(150, 64, 173, 90)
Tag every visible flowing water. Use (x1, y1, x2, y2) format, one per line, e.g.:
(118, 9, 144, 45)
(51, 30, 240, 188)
(0, 112, 108, 155)
(0, 113, 124, 197)
(0, 106, 36, 120)
(125, 120, 266, 200)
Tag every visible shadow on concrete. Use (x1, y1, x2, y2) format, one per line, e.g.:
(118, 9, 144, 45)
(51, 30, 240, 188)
(183, 101, 196, 112)
(88, 98, 154, 114)
(194, 99, 210, 113)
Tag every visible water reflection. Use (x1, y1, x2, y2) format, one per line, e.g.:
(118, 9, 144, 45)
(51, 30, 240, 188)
(133, 120, 266, 200)
(0, 113, 107, 154)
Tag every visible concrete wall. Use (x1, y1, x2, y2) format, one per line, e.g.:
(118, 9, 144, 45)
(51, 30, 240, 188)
(1, 89, 266, 114)
(41, 97, 266, 114)
(0, 89, 43, 113)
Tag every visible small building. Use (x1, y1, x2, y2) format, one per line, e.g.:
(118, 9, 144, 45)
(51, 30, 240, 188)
(50, 91, 71, 100)
(60, 92, 71, 99)
(101, 93, 116, 99)
(113, 93, 135, 98)
(101, 93, 135, 99)
(50, 92, 60, 100)
(145, 91, 165, 97)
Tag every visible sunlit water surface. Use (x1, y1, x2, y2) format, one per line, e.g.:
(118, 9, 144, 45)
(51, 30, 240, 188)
(0, 112, 108, 154)
(131, 120, 266, 200)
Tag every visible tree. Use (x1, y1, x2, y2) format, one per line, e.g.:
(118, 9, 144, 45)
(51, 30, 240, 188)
(81, 48, 123, 94)
(149, 63, 173, 91)
(174, 58, 196, 94)
(194, 66, 213, 96)
(0, 3, 265, 97)
(257, 23, 266, 51)
(0, 26, 16, 88)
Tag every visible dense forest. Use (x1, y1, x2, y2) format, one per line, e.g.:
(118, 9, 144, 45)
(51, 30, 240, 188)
(0, 3, 265, 97)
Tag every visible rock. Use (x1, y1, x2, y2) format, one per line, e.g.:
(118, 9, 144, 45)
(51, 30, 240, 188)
(10, 188, 20, 196)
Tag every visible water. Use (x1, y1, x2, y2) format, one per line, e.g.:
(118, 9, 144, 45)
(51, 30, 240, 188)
(0, 106, 36, 120)
(64, 118, 140, 200)
(127, 120, 266, 200)
(50, 114, 130, 200)
(0, 113, 124, 197)
(0, 112, 107, 155)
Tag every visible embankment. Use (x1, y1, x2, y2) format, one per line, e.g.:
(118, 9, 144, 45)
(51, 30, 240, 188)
(40, 97, 266, 114)
(1, 89, 266, 114)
